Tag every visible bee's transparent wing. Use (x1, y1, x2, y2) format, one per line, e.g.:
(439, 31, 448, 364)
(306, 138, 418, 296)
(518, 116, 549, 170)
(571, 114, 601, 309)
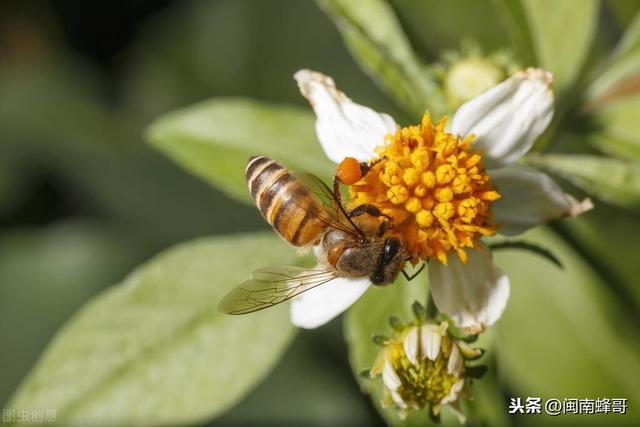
(218, 266, 336, 315)
(293, 172, 364, 238)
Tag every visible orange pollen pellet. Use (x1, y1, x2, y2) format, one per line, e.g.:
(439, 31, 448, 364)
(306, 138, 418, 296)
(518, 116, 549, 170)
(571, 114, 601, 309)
(336, 157, 362, 185)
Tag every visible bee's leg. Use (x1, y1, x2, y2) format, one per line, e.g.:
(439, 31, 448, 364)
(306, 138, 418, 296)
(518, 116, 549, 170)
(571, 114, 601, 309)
(401, 263, 426, 281)
(348, 204, 391, 220)
(349, 204, 394, 236)
(358, 159, 378, 177)
(333, 159, 373, 202)
(332, 175, 344, 206)
(377, 220, 390, 237)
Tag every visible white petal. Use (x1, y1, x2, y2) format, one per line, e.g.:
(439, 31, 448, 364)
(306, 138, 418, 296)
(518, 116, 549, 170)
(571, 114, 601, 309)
(451, 68, 554, 168)
(447, 344, 464, 376)
(446, 402, 467, 424)
(420, 324, 442, 361)
(294, 69, 398, 163)
(290, 276, 370, 329)
(441, 379, 465, 405)
(429, 246, 510, 334)
(390, 389, 407, 409)
(383, 359, 402, 391)
(491, 165, 593, 235)
(403, 326, 419, 366)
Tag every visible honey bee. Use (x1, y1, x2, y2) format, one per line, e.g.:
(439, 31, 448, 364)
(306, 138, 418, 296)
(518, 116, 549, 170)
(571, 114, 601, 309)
(219, 156, 421, 316)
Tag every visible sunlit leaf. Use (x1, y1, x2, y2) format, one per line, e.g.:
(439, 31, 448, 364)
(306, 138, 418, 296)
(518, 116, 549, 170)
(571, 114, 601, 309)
(526, 153, 640, 210)
(146, 98, 334, 203)
(521, 0, 599, 92)
(6, 233, 297, 426)
(0, 222, 141, 407)
(495, 227, 640, 426)
(315, 0, 446, 118)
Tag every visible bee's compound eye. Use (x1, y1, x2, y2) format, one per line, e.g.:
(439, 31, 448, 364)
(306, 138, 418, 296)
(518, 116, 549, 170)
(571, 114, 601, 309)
(382, 238, 401, 265)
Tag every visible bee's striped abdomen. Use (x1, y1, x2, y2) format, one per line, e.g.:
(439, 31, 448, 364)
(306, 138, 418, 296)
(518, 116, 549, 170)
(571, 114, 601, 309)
(246, 156, 326, 246)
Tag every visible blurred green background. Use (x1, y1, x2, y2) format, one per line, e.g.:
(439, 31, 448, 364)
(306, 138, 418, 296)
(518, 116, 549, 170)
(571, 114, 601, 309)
(1, 1, 639, 426)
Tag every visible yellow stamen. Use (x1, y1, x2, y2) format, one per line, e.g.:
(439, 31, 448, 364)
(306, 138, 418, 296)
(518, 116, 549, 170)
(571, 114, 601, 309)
(349, 112, 500, 264)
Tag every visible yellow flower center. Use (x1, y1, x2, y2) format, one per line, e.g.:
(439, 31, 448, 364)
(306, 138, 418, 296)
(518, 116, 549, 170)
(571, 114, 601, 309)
(349, 113, 500, 264)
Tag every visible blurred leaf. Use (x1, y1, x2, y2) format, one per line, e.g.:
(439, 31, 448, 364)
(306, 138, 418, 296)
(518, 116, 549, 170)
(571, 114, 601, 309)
(123, 0, 396, 121)
(587, 10, 640, 100)
(0, 221, 142, 406)
(522, 0, 599, 92)
(560, 204, 640, 308)
(315, 0, 445, 117)
(214, 331, 376, 427)
(590, 95, 640, 161)
(345, 276, 467, 426)
(491, 0, 536, 65)
(6, 233, 297, 426)
(0, 61, 251, 246)
(526, 153, 640, 209)
(391, 0, 510, 57)
(464, 357, 509, 427)
(606, 0, 640, 29)
(0, 144, 30, 215)
(146, 98, 334, 202)
(495, 227, 640, 425)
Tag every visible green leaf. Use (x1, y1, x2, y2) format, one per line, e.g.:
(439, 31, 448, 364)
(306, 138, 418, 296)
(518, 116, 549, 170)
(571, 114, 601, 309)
(315, 0, 446, 118)
(391, 0, 511, 56)
(0, 222, 142, 406)
(561, 203, 640, 310)
(587, 10, 640, 100)
(146, 98, 334, 203)
(590, 95, 640, 162)
(526, 153, 640, 210)
(6, 233, 297, 426)
(495, 227, 640, 425)
(464, 358, 509, 427)
(216, 331, 376, 426)
(521, 0, 599, 91)
(606, 0, 640, 29)
(491, 0, 536, 65)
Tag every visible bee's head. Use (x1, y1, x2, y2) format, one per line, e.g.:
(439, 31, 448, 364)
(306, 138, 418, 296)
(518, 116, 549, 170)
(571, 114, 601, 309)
(370, 237, 405, 285)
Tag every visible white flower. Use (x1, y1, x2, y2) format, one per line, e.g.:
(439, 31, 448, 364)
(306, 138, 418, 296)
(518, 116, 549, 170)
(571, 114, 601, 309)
(290, 69, 592, 331)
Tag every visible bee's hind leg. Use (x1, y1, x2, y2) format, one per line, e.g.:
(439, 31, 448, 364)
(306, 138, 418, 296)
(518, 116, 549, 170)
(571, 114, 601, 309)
(333, 159, 382, 202)
(348, 204, 391, 220)
(348, 204, 394, 236)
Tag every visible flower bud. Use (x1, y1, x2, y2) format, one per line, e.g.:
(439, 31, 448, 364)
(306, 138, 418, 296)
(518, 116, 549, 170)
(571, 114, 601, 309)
(369, 317, 483, 421)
